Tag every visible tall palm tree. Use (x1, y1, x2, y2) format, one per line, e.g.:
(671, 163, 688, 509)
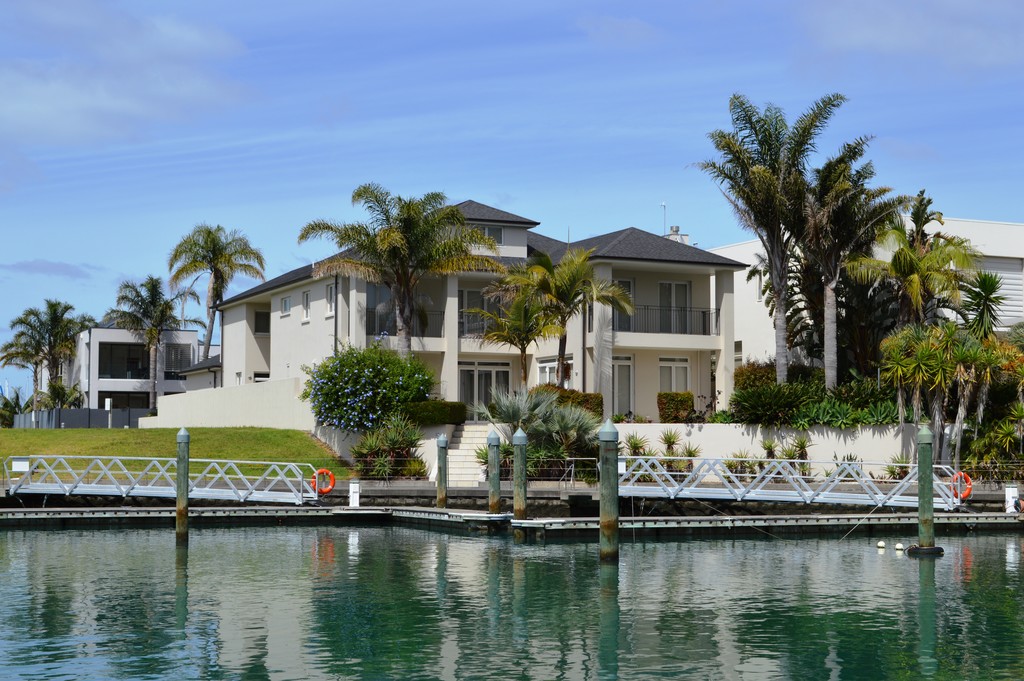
(493, 248, 633, 386)
(298, 183, 503, 357)
(848, 192, 979, 326)
(168, 224, 266, 361)
(470, 292, 562, 384)
(701, 92, 848, 383)
(802, 140, 905, 388)
(106, 276, 201, 410)
(1, 300, 93, 412)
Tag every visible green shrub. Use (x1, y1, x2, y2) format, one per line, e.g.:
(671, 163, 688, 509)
(529, 384, 603, 417)
(830, 378, 895, 410)
(301, 343, 433, 432)
(351, 414, 425, 480)
(733, 360, 823, 390)
(729, 382, 825, 426)
(657, 392, 694, 422)
(402, 400, 467, 425)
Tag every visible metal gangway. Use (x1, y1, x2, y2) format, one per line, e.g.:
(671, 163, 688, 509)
(3, 455, 320, 505)
(618, 456, 965, 510)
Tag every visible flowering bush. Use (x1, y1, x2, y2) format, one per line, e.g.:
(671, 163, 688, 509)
(301, 344, 434, 432)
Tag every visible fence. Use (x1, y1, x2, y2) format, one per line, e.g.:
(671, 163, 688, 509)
(13, 408, 152, 430)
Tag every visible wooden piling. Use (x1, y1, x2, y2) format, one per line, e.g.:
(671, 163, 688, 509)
(436, 432, 448, 509)
(598, 419, 619, 562)
(513, 428, 527, 521)
(487, 430, 501, 514)
(176, 428, 189, 546)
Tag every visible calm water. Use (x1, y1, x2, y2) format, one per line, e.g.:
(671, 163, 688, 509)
(1, 525, 1022, 680)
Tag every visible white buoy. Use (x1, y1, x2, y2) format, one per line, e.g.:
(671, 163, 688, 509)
(877, 540, 886, 549)
(895, 543, 905, 551)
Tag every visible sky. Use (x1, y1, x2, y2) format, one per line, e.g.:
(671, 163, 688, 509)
(1, 0, 1023, 394)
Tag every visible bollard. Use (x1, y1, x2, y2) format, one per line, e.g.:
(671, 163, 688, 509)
(908, 424, 943, 557)
(176, 428, 189, 546)
(598, 419, 619, 563)
(106, 398, 112, 429)
(487, 430, 501, 514)
(436, 432, 448, 509)
(513, 428, 527, 521)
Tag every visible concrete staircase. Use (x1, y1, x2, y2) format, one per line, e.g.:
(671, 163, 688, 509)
(446, 423, 491, 487)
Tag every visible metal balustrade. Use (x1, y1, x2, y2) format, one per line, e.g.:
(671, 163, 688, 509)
(613, 306, 719, 335)
(3, 455, 319, 505)
(618, 456, 963, 510)
(367, 310, 445, 338)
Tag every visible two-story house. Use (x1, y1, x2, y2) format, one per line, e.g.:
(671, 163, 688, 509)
(155, 201, 745, 425)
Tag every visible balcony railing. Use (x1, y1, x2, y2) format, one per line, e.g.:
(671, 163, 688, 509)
(613, 306, 719, 335)
(459, 312, 495, 337)
(366, 310, 445, 338)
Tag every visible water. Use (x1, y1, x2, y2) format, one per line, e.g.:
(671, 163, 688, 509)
(1, 526, 1022, 680)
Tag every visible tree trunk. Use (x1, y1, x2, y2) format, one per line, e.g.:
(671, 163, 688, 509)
(149, 343, 158, 411)
(520, 350, 529, 385)
(823, 279, 838, 389)
(773, 290, 789, 384)
(203, 278, 216, 361)
(556, 334, 569, 387)
(395, 298, 413, 358)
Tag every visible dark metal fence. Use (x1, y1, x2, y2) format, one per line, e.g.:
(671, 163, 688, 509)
(366, 310, 445, 338)
(13, 408, 151, 429)
(614, 306, 719, 335)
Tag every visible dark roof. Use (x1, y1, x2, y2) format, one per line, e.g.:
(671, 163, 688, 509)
(529, 228, 746, 268)
(220, 263, 314, 307)
(179, 356, 222, 374)
(456, 200, 540, 226)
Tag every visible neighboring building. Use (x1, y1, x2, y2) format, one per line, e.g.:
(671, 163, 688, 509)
(185, 201, 745, 421)
(67, 322, 210, 409)
(710, 217, 1024, 366)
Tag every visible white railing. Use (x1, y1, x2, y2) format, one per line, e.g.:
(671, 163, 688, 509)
(618, 456, 963, 510)
(3, 456, 319, 505)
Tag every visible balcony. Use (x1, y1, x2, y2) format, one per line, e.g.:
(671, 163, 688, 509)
(459, 312, 495, 337)
(613, 306, 719, 335)
(366, 310, 445, 338)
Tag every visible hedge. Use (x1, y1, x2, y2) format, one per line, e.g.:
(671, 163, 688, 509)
(657, 392, 694, 423)
(529, 384, 603, 417)
(401, 400, 467, 425)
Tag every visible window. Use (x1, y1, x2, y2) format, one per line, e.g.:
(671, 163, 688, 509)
(326, 283, 335, 316)
(164, 344, 192, 380)
(734, 340, 743, 367)
(254, 310, 271, 334)
(485, 226, 503, 244)
(281, 296, 292, 316)
(253, 372, 270, 383)
(302, 290, 311, 321)
(98, 343, 148, 380)
(538, 357, 573, 387)
(659, 357, 690, 393)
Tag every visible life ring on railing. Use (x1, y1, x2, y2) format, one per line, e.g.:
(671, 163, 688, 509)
(950, 471, 973, 501)
(313, 468, 335, 495)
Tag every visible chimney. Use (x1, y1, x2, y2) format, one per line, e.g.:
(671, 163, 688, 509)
(666, 225, 690, 245)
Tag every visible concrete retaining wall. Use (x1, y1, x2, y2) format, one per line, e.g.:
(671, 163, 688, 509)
(140, 378, 316, 430)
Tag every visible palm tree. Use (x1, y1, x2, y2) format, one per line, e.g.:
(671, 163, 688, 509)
(848, 192, 980, 326)
(701, 92, 848, 383)
(168, 223, 266, 361)
(297, 183, 503, 357)
(1, 300, 94, 412)
(106, 276, 201, 410)
(802, 140, 905, 387)
(470, 292, 561, 384)
(960, 271, 1005, 341)
(493, 248, 633, 386)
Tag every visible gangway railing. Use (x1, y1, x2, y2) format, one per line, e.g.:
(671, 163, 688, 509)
(3, 455, 319, 505)
(618, 456, 963, 510)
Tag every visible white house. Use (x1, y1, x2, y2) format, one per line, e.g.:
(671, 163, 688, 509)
(68, 323, 207, 409)
(148, 201, 746, 427)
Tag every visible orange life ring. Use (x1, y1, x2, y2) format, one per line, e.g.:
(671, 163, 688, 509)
(951, 471, 972, 501)
(313, 468, 335, 495)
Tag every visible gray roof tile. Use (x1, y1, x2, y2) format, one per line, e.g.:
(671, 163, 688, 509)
(456, 200, 540, 226)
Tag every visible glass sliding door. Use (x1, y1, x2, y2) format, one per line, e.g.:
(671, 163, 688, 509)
(458, 361, 512, 420)
(612, 355, 633, 417)
(659, 282, 690, 333)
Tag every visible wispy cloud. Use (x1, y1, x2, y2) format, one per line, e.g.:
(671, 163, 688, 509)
(799, 0, 1024, 70)
(0, 259, 100, 279)
(0, 1, 245, 146)
(576, 16, 665, 50)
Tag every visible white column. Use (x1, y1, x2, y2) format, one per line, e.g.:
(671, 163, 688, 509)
(441, 275, 460, 401)
(350, 278, 366, 349)
(714, 269, 735, 407)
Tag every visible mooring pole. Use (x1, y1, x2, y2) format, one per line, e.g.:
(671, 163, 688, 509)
(598, 419, 620, 562)
(436, 432, 448, 509)
(487, 429, 501, 514)
(513, 428, 527, 521)
(908, 424, 943, 557)
(176, 428, 189, 546)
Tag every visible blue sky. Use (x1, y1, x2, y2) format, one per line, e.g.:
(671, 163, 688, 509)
(1, 0, 1022, 394)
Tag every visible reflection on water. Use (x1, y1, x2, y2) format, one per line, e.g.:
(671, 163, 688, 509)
(0, 527, 1022, 680)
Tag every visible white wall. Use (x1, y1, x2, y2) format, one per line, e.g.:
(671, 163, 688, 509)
(141, 377, 315, 429)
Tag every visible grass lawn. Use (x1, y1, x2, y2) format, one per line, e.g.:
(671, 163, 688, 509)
(0, 428, 350, 479)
